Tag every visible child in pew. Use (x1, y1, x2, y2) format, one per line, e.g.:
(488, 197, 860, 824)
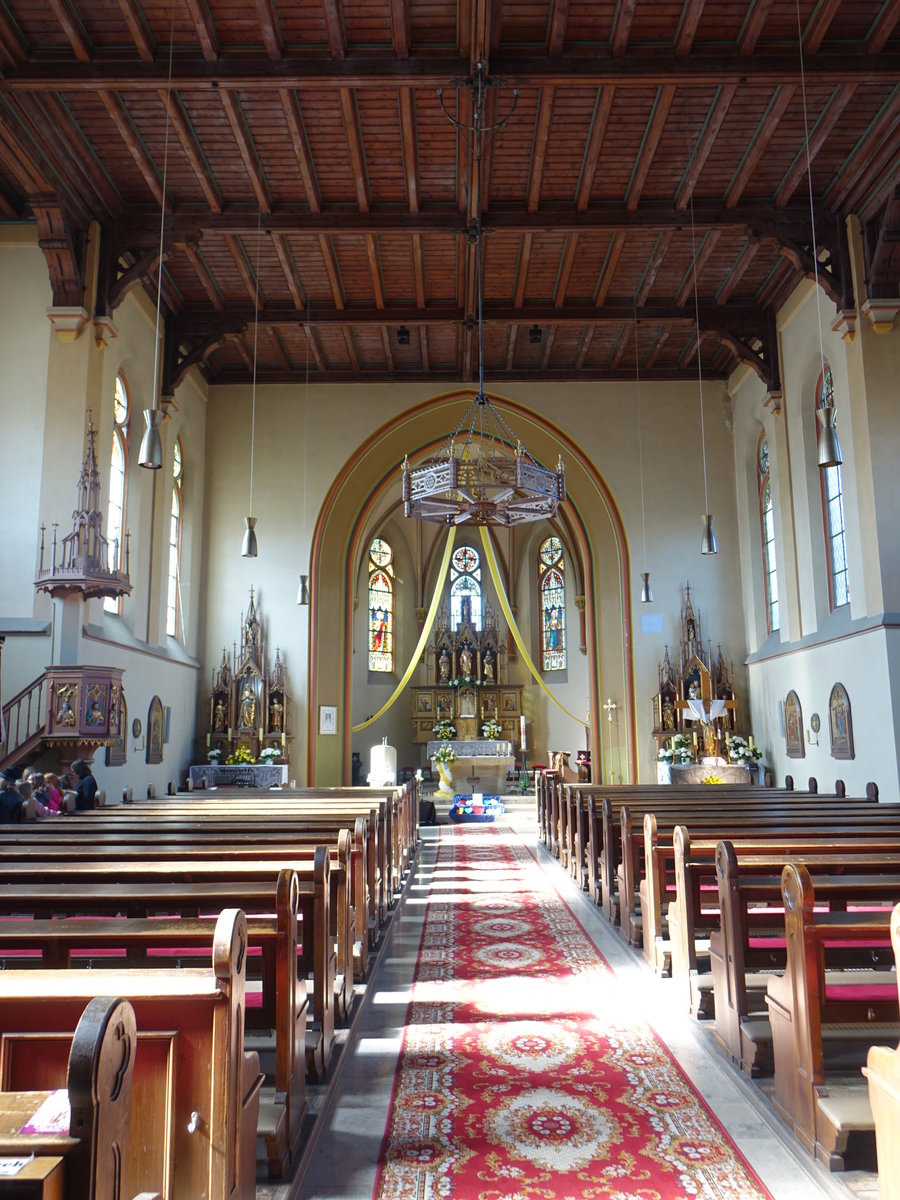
(42, 772, 66, 813)
(30, 773, 62, 819)
(0, 768, 25, 823)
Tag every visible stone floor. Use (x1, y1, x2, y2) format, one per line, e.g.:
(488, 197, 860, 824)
(269, 809, 880, 1200)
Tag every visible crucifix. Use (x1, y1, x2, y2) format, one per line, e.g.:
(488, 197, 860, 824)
(602, 698, 618, 783)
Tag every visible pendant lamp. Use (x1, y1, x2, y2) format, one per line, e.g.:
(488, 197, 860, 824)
(632, 302, 652, 601)
(297, 304, 311, 603)
(241, 210, 262, 558)
(690, 197, 717, 555)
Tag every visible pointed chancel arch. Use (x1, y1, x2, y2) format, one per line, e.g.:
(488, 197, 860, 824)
(306, 389, 636, 786)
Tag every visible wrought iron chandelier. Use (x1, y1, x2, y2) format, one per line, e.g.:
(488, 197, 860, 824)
(401, 65, 566, 528)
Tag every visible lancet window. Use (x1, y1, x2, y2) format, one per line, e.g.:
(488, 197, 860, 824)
(368, 537, 394, 672)
(539, 535, 566, 671)
(450, 545, 482, 629)
(104, 374, 129, 614)
(166, 438, 183, 638)
(757, 433, 779, 633)
(816, 365, 849, 608)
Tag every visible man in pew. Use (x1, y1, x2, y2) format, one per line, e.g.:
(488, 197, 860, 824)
(70, 761, 97, 812)
(0, 769, 24, 823)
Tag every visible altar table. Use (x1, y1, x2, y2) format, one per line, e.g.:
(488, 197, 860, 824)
(427, 739, 514, 795)
(189, 764, 289, 789)
(656, 762, 752, 785)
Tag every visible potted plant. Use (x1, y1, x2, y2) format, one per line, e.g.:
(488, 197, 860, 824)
(481, 718, 502, 740)
(432, 741, 456, 797)
(259, 746, 279, 765)
(432, 719, 456, 740)
(207, 747, 222, 764)
(728, 735, 763, 768)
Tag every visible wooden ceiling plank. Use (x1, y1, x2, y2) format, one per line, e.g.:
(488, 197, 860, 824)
(398, 87, 419, 213)
(114, 0, 154, 62)
(365, 233, 385, 308)
(774, 83, 856, 207)
(724, 84, 796, 208)
(625, 84, 676, 212)
(675, 0, 706, 58)
(868, 0, 900, 53)
(0, 119, 50, 194)
(45, 0, 91, 62)
(322, 0, 346, 60)
(39, 94, 120, 213)
(272, 232, 305, 309)
(381, 327, 394, 372)
(220, 90, 271, 214)
(0, 8, 27, 67)
(575, 87, 614, 212)
(390, 0, 410, 58)
(738, 0, 776, 55)
(411, 232, 426, 308)
(644, 325, 670, 367)
(541, 325, 557, 369)
(304, 323, 326, 371)
(804, 0, 843, 54)
(548, 0, 569, 57)
(227, 331, 254, 372)
(99, 91, 168, 211)
(256, 0, 282, 60)
(849, 138, 900, 220)
(675, 229, 721, 306)
(318, 233, 345, 310)
(278, 89, 321, 214)
(343, 327, 361, 371)
(595, 231, 625, 307)
(827, 89, 900, 209)
(162, 91, 221, 214)
(225, 233, 262, 304)
(419, 324, 429, 371)
(636, 230, 674, 306)
(610, 0, 638, 57)
(178, 239, 224, 309)
(272, 329, 292, 373)
(574, 325, 594, 369)
(555, 234, 578, 308)
(184, 0, 218, 63)
(527, 87, 556, 213)
(678, 329, 702, 368)
(339, 87, 370, 213)
(15, 93, 117, 216)
(716, 237, 761, 303)
(675, 83, 737, 209)
(610, 323, 631, 368)
(514, 234, 533, 307)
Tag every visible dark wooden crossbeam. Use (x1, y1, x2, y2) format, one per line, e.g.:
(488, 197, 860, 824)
(206, 361, 737, 385)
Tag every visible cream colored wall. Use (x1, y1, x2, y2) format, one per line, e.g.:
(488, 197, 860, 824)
(0, 230, 207, 799)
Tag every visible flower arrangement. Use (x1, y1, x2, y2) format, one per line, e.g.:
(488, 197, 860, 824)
(701, 776, 725, 785)
(207, 748, 222, 763)
(728, 735, 762, 765)
(448, 676, 481, 688)
(432, 719, 457, 740)
(259, 746, 279, 763)
(658, 733, 692, 764)
(225, 744, 254, 765)
(481, 718, 502, 739)
(432, 741, 456, 765)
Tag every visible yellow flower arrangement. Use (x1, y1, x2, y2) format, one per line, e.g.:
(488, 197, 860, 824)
(701, 775, 724, 785)
(226, 744, 254, 765)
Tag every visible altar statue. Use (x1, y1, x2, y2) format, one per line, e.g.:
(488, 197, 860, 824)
(459, 645, 473, 677)
(439, 649, 450, 681)
(214, 700, 226, 732)
(270, 697, 283, 733)
(483, 649, 495, 681)
(240, 686, 257, 729)
(663, 697, 675, 730)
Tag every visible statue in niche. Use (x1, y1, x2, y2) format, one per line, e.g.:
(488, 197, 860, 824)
(270, 698, 283, 733)
(483, 649, 495, 681)
(459, 645, 473, 677)
(56, 687, 77, 727)
(240, 686, 257, 729)
(86, 697, 104, 726)
(439, 649, 450, 681)
(662, 698, 675, 730)
(214, 700, 226, 732)
(688, 679, 700, 700)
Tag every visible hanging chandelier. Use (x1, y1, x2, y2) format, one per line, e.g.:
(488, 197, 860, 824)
(401, 64, 566, 528)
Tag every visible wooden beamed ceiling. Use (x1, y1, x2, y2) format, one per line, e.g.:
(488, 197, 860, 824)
(1, 0, 899, 391)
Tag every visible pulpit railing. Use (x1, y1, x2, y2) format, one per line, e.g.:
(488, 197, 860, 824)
(0, 673, 47, 765)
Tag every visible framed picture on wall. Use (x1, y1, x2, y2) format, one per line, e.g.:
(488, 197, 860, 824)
(481, 692, 497, 718)
(435, 690, 453, 718)
(146, 696, 164, 764)
(784, 690, 804, 759)
(319, 705, 337, 735)
(501, 690, 519, 714)
(106, 689, 127, 767)
(829, 683, 854, 759)
(416, 691, 434, 715)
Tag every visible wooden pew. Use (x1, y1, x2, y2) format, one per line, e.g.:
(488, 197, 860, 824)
(0, 908, 262, 1199)
(0, 995, 147, 1200)
(766, 864, 899, 1170)
(864, 903, 900, 1200)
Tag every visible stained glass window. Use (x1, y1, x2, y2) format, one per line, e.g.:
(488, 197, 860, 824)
(816, 365, 850, 608)
(166, 438, 183, 638)
(368, 538, 393, 671)
(104, 375, 129, 614)
(757, 433, 779, 634)
(539, 536, 566, 670)
(450, 545, 482, 629)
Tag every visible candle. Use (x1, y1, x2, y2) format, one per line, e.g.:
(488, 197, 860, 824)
(281, 731, 286, 748)
(227, 727, 232, 740)
(520, 715, 527, 751)
(692, 731, 698, 749)
(206, 732, 210, 748)
(748, 734, 754, 748)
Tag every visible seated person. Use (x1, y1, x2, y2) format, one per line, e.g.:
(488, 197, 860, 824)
(70, 759, 98, 811)
(0, 768, 24, 824)
(30, 772, 61, 819)
(42, 772, 66, 813)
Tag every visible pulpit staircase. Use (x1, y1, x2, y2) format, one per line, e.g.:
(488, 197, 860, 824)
(0, 674, 48, 773)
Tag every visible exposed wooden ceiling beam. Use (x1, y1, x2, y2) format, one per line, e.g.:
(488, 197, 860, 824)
(278, 89, 321, 213)
(411, 232, 426, 307)
(555, 235, 578, 307)
(398, 87, 419, 213)
(272, 232, 305, 309)
(271, 329, 293, 372)
(675, 0, 706, 58)
(678, 329, 702, 368)
(322, 0, 346, 59)
(318, 233, 345, 309)
(505, 324, 518, 370)
(594, 230, 625, 307)
(774, 83, 855, 207)
(716, 237, 761, 303)
(256, 0, 282, 60)
(724, 84, 796, 208)
(0, 119, 51, 194)
(675, 229, 721, 306)
(527, 87, 555, 212)
(541, 325, 557, 369)
(635, 229, 674, 305)
(778, 240, 842, 305)
(366, 234, 385, 308)
(625, 84, 675, 211)
(163, 91, 222, 214)
(178, 238, 224, 309)
(575, 87, 614, 211)
(675, 84, 737, 209)
(574, 324, 594, 368)
(114, 0, 154, 62)
(99, 91, 168, 211)
(185, 0, 218, 63)
(209, 361, 739, 385)
(644, 325, 670, 368)
(849, 136, 900, 221)
(226, 330, 254, 372)
(419, 324, 429, 371)
(390, 0, 409, 58)
(513, 234, 533, 306)
(868, 0, 900, 53)
(738, 0, 776, 55)
(9, 52, 898, 93)
(339, 87, 370, 212)
(225, 233, 263, 304)
(220, 90, 271, 213)
(44, 0, 91, 62)
(548, 0, 569, 57)
(610, 0, 638, 57)
(381, 326, 395, 372)
(825, 88, 900, 210)
(0, 9, 27, 68)
(609, 323, 631, 368)
(14, 93, 120, 217)
(0, 189, 16, 219)
(804, 0, 842, 54)
(304, 323, 326, 371)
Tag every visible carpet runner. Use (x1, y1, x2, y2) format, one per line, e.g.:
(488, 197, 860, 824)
(374, 825, 771, 1200)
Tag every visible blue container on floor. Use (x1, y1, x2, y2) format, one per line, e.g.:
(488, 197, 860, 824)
(448, 794, 505, 823)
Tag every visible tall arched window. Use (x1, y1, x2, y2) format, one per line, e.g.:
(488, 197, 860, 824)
(817, 365, 849, 608)
(539, 535, 566, 671)
(166, 438, 183, 638)
(104, 374, 129, 614)
(450, 545, 482, 629)
(368, 537, 394, 672)
(757, 433, 779, 633)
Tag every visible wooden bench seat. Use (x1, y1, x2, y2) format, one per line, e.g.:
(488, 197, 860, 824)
(0, 909, 262, 1200)
(863, 903, 900, 1200)
(766, 864, 899, 1170)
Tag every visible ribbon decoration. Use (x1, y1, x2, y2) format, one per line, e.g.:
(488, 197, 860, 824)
(351, 526, 457, 732)
(479, 526, 588, 726)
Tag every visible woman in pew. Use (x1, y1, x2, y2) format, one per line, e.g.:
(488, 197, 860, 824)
(0, 768, 24, 823)
(70, 758, 97, 811)
(42, 772, 65, 813)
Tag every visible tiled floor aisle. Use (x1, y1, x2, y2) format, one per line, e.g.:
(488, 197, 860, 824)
(294, 818, 877, 1200)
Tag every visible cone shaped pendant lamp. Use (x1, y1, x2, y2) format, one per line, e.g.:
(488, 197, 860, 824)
(241, 210, 262, 558)
(690, 198, 717, 555)
(632, 302, 653, 600)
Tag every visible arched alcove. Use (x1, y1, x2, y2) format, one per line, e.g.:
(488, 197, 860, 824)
(306, 390, 637, 785)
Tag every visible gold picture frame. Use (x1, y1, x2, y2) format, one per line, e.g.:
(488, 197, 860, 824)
(501, 690, 519, 714)
(784, 690, 804, 759)
(416, 691, 434, 715)
(481, 692, 497, 717)
(435, 690, 453, 719)
(829, 682, 854, 760)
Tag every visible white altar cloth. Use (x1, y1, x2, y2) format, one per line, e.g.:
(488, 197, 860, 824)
(189, 764, 288, 788)
(428, 740, 515, 794)
(656, 762, 751, 785)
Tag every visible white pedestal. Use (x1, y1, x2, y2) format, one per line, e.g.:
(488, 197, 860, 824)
(368, 744, 397, 787)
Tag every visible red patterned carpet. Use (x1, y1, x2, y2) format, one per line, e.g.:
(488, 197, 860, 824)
(373, 825, 772, 1200)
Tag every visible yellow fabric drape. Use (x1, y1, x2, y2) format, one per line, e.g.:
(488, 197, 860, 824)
(479, 525, 587, 726)
(351, 526, 457, 732)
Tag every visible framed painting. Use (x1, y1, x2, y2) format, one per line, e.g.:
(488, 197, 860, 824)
(435, 690, 453, 718)
(481, 692, 498, 718)
(106, 689, 127, 767)
(418, 720, 435, 739)
(146, 695, 164, 764)
(784, 690, 804, 759)
(829, 683, 854, 759)
(319, 705, 337, 735)
(416, 691, 434, 715)
(501, 690, 519, 714)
